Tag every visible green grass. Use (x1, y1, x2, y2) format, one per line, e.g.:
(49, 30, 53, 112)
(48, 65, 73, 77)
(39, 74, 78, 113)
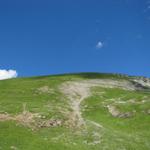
(82, 87, 150, 150)
(0, 73, 150, 150)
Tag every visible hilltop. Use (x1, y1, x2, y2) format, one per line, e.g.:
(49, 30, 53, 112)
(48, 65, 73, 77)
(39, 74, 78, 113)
(0, 73, 150, 150)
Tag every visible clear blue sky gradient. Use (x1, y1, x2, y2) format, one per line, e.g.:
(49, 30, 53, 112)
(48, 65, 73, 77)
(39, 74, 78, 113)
(0, 0, 150, 77)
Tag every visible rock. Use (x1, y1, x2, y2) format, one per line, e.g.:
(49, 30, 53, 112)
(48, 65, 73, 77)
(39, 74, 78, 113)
(39, 119, 62, 128)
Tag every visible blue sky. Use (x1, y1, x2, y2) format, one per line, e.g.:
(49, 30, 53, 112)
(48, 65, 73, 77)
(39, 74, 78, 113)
(0, 0, 150, 77)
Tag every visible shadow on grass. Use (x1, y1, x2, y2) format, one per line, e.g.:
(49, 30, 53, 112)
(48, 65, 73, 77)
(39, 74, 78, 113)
(30, 72, 130, 80)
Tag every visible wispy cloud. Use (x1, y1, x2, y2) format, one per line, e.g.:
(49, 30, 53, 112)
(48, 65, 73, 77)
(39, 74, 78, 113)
(0, 69, 18, 80)
(144, 1, 150, 12)
(96, 41, 104, 49)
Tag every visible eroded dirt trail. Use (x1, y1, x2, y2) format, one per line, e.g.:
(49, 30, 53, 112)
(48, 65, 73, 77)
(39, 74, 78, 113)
(60, 82, 91, 127)
(60, 79, 137, 128)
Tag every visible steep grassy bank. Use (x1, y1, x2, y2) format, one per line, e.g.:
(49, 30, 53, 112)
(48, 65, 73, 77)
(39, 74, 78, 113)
(0, 73, 150, 150)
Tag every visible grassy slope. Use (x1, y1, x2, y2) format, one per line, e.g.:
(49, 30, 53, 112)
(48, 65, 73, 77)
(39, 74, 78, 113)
(0, 73, 150, 150)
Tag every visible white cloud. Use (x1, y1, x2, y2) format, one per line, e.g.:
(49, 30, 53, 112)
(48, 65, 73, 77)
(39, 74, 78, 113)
(96, 41, 104, 49)
(0, 69, 18, 80)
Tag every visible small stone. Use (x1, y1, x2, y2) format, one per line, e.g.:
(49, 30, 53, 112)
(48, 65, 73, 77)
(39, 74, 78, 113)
(10, 146, 17, 150)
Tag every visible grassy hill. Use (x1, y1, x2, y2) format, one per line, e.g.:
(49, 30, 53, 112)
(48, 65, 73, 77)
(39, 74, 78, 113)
(0, 73, 150, 150)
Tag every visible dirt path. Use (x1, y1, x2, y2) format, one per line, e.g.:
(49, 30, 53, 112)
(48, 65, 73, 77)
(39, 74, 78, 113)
(60, 79, 137, 128)
(60, 82, 90, 127)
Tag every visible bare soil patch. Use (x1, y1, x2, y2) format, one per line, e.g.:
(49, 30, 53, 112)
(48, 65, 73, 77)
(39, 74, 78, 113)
(0, 113, 12, 121)
(107, 105, 133, 118)
(0, 104, 62, 129)
(37, 86, 54, 94)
